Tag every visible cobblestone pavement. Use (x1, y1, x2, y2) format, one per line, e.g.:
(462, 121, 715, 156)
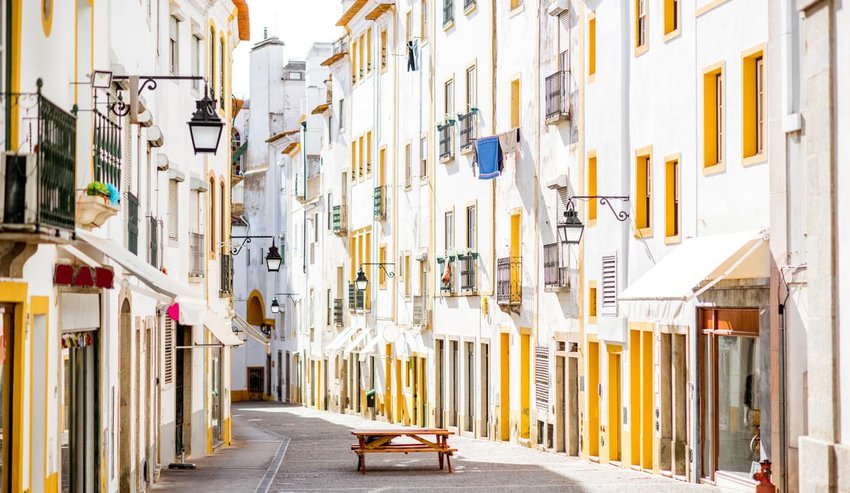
(217, 401, 718, 493)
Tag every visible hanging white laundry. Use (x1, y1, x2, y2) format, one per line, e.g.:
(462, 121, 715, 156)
(499, 128, 520, 155)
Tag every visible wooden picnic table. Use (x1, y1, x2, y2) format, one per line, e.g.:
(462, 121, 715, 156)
(350, 428, 456, 474)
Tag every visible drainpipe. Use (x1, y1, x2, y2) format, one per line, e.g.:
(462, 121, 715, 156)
(302, 120, 307, 276)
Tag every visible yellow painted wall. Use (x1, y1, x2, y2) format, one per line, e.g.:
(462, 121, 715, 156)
(520, 333, 530, 439)
(587, 341, 599, 457)
(500, 332, 510, 441)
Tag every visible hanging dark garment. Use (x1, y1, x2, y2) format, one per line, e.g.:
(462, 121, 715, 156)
(407, 40, 420, 71)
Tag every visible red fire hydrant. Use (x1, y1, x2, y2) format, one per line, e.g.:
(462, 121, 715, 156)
(753, 460, 776, 493)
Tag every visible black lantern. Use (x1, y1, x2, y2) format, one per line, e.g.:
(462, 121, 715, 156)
(265, 240, 282, 272)
(270, 297, 280, 314)
(187, 86, 224, 154)
(558, 206, 585, 245)
(355, 268, 369, 292)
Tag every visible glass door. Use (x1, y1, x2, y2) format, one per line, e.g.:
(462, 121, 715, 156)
(211, 346, 222, 445)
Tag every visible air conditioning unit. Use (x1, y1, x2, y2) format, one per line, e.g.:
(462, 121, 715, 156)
(548, 0, 569, 16)
(0, 153, 38, 225)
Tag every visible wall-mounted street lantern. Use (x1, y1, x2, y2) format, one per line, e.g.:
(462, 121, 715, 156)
(558, 196, 630, 245)
(270, 293, 300, 314)
(355, 263, 396, 292)
(187, 85, 225, 154)
(230, 235, 283, 272)
(96, 72, 225, 155)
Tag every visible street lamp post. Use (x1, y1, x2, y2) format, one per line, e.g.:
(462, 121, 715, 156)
(558, 196, 630, 245)
(270, 293, 300, 314)
(229, 235, 283, 273)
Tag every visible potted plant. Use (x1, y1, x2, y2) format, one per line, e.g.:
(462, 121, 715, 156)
(86, 181, 110, 199)
(78, 181, 120, 229)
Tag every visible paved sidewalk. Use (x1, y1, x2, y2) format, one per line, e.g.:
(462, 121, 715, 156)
(235, 402, 717, 493)
(151, 407, 285, 492)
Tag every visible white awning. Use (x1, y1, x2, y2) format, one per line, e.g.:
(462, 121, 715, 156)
(204, 308, 242, 346)
(76, 229, 206, 326)
(343, 329, 370, 356)
(327, 326, 357, 352)
(358, 328, 384, 361)
(619, 229, 769, 325)
(77, 229, 190, 299)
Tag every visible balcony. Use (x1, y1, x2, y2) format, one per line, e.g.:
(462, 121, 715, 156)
(458, 253, 478, 293)
(437, 257, 456, 295)
(543, 243, 569, 290)
(322, 36, 349, 67)
(0, 90, 76, 239)
(438, 123, 453, 162)
(220, 254, 233, 295)
(497, 256, 522, 306)
(545, 70, 570, 123)
(458, 111, 477, 153)
(348, 282, 365, 312)
(79, 111, 122, 229)
(333, 298, 343, 326)
(189, 232, 204, 278)
(332, 204, 347, 235)
(373, 185, 387, 220)
(412, 294, 430, 327)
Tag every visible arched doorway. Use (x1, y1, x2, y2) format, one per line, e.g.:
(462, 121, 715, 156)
(119, 299, 132, 492)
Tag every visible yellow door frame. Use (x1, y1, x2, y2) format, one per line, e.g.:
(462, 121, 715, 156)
(520, 331, 530, 439)
(1, 281, 29, 492)
(606, 345, 622, 463)
(500, 332, 510, 441)
(587, 341, 600, 457)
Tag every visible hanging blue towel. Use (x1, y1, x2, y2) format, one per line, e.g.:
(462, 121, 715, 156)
(476, 136, 503, 180)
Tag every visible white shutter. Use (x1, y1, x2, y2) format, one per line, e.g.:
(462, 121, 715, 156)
(168, 180, 178, 239)
(601, 254, 618, 315)
(164, 316, 174, 384)
(190, 190, 199, 233)
(558, 12, 570, 61)
(535, 346, 549, 416)
(121, 124, 132, 196)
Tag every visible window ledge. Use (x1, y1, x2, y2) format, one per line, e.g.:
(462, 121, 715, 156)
(588, 73, 596, 84)
(588, 316, 598, 325)
(509, 3, 525, 18)
(460, 144, 475, 155)
(664, 235, 681, 245)
(440, 155, 454, 164)
(695, 0, 732, 17)
(634, 44, 649, 58)
(663, 29, 681, 43)
(635, 227, 653, 239)
(702, 162, 726, 176)
(742, 153, 767, 167)
(404, 184, 413, 191)
(587, 218, 597, 228)
(464, 2, 477, 15)
(443, 20, 455, 32)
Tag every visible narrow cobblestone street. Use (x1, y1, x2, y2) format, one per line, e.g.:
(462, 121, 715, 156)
(156, 402, 716, 492)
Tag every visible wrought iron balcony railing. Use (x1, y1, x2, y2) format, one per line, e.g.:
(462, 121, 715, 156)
(189, 232, 204, 277)
(348, 282, 365, 311)
(373, 185, 387, 220)
(459, 254, 477, 293)
(497, 256, 522, 305)
(438, 123, 453, 161)
(220, 253, 233, 295)
(333, 298, 343, 326)
(437, 257, 456, 294)
(545, 70, 570, 123)
(543, 243, 569, 290)
(0, 87, 76, 235)
(458, 112, 476, 152)
(93, 109, 121, 189)
(332, 204, 347, 235)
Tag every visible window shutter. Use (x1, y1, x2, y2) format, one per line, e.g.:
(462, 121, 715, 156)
(168, 180, 178, 239)
(164, 316, 174, 384)
(534, 347, 549, 416)
(558, 12, 570, 59)
(601, 254, 618, 315)
(190, 190, 200, 233)
(121, 124, 132, 196)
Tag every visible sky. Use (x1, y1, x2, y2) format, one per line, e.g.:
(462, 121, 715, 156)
(232, 0, 343, 99)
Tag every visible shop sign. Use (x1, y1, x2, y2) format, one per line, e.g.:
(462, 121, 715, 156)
(54, 264, 114, 289)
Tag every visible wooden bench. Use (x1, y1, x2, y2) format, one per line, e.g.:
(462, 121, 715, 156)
(350, 429, 456, 474)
